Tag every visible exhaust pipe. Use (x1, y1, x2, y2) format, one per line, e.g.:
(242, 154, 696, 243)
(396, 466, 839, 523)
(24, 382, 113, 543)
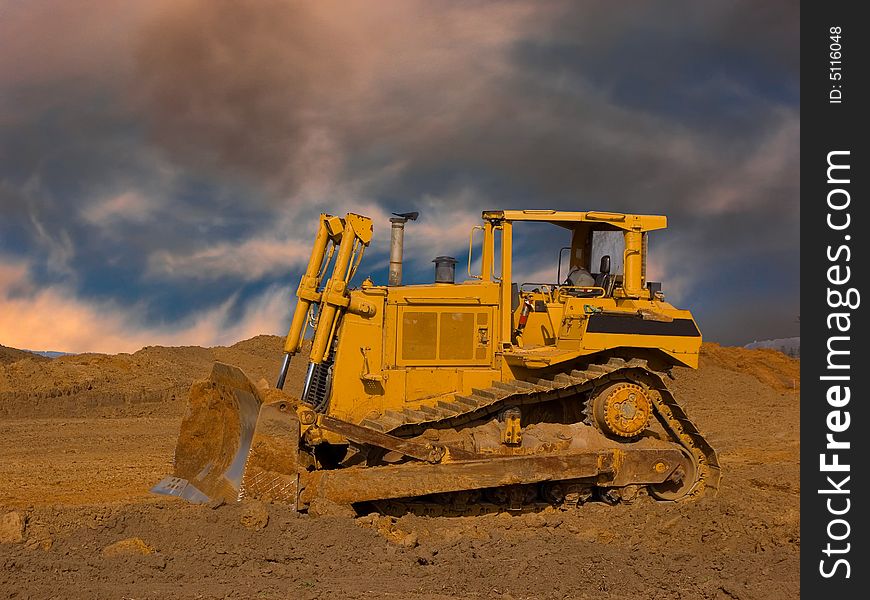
(388, 211, 418, 286)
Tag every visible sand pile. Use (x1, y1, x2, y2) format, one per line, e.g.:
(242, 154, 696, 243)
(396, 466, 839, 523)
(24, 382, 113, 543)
(0, 335, 308, 418)
(700, 342, 800, 392)
(1, 337, 798, 418)
(0, 345, 48, 366)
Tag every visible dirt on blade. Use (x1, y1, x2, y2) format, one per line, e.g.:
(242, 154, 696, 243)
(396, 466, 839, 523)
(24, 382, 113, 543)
(0, 338, 799, 600)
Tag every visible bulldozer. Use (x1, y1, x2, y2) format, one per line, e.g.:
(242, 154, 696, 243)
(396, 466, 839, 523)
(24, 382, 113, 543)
(153, 209, 719, 514)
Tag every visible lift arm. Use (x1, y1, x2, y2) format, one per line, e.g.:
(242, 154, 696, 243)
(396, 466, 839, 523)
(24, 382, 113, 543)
(276, 213, 373, 388)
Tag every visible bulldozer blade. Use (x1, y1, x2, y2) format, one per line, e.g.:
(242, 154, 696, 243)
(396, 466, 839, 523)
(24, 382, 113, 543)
(151, 475, 211, 504)
(151, 362, 301, 507)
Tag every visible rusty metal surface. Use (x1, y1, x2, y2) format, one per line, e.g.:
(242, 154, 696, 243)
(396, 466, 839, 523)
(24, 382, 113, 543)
(300, 446, 685, 507)
(239, 401, 301, 506)
(361, 357, 719, 501)
(319, 415, 479, 463)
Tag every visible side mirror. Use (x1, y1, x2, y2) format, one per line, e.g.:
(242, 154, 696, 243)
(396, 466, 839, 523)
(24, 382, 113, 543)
(599, 255, 611, 274)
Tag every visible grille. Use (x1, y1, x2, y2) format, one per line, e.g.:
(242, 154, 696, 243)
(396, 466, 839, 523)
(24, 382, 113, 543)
(302, 351, 334, 413)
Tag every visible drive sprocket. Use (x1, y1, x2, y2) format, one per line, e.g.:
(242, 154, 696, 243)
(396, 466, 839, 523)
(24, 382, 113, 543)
(590, 381, 652, 438)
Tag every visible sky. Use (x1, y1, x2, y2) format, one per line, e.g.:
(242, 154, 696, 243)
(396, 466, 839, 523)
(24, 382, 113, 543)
(0, 0, 799, 353)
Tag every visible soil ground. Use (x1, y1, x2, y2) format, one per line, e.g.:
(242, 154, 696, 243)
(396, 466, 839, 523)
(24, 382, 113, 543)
(0, 338, 799, 599)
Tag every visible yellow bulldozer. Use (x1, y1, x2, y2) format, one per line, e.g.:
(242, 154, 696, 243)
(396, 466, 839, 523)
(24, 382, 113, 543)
(153, 209, 719, 513)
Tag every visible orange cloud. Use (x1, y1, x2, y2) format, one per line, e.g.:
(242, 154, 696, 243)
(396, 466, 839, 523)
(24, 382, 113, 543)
(0, 258, 291, 353)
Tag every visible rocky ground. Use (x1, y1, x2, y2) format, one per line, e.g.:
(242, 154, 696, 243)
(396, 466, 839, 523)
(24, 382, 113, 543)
(0, 338, 799, 599)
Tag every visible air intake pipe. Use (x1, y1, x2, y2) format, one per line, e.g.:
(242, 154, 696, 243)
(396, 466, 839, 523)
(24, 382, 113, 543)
(433, 256, 458, 284)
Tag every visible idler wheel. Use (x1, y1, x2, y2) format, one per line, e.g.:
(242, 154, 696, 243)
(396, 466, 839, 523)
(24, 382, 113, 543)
(649, 448, 699, 501)
(591, 382, 652, 439)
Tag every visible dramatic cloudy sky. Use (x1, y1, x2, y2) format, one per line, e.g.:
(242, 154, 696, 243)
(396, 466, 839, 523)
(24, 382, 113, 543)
(0, 0, 799, 353)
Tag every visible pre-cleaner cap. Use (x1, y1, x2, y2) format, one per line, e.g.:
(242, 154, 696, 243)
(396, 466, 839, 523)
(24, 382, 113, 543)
(433, 256, 458, 284)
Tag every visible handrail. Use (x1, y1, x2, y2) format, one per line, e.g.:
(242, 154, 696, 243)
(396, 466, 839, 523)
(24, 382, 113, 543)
(492, 224, 503, 283)
(519, 283, 554, 303)
(556, 286, 606, 301)
(467, 225, 484, 280)
(520, 282, 557, 291)
(518, 283, 607, 300)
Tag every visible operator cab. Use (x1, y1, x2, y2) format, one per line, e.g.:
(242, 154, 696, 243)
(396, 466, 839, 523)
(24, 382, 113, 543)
(509, 217, 636, 300)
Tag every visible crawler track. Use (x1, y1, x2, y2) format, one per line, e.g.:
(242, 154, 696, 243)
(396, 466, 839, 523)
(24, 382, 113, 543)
(360, 357, 720, 500)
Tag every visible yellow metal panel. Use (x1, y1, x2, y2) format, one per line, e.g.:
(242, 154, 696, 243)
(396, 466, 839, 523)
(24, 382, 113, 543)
(396, 306, 494, 367)
(383, 303, 398, 367)
(345, 213, 373, 244)
(405, 368, 461, 403)
(439, 312, 475, 360)
(499, 222, 512, 345)
(579, 332, 701, 365)
(622, 230, 643, 297)
(386, 281, 500, 304)
(401, 312, 437, 360)
(481, 221, 494, 281)
(326, 308, 386, 422)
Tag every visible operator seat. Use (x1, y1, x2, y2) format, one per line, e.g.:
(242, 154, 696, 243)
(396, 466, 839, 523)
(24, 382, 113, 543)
(594, 255, 612, 294)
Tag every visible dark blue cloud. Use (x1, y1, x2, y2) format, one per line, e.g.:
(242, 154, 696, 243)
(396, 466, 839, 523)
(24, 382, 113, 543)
(0, 0, 799, 351)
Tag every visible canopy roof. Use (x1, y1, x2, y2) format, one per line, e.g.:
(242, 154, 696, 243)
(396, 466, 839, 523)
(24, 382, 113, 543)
(481, 209, 667, 232)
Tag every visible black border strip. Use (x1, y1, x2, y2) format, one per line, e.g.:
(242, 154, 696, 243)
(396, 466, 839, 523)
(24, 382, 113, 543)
(802, 2, 868, 595)
(585, 315, 700, 337)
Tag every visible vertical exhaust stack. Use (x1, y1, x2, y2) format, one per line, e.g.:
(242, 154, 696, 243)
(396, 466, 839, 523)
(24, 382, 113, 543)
(388, 211, 418, 286)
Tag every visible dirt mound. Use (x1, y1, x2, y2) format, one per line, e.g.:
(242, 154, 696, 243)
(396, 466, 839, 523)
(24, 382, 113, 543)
(0, 336, 307, 419)
(700, 342, 800, 392)
(0, 345, 48, 366)
(0, 339, 800, 598)
(2, 335, 797, 419)
(0, 488, 798, 600)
